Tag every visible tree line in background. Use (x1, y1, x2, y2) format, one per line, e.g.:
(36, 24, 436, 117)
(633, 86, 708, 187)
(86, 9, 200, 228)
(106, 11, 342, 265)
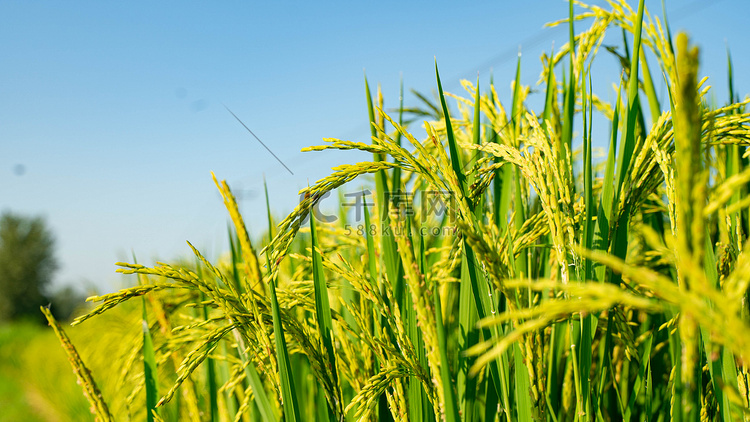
(0, 211, 85, 323)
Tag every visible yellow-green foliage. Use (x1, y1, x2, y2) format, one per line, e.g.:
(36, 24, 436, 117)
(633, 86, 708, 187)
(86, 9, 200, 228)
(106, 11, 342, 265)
(0, 322, 89, 422)
(35, 1, 750, 421)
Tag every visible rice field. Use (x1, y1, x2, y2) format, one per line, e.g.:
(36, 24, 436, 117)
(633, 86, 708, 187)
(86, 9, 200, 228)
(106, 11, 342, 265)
(39, 0, 750, 420)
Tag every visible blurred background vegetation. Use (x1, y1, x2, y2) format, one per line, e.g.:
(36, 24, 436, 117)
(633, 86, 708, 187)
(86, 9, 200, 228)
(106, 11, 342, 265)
(0, 210, 91, 421)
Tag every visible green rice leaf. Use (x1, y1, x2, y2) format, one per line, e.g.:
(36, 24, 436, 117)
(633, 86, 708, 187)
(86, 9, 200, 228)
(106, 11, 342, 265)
(310, 213, 339, 420)
(639, 48, 661, 126)
(391, 76, 405, 190)
(200, 292, 218, 422)
(435, 62, 468, 197)
(232, 330, 276, 422)
(267, 262, 301, 422)
(609, 0, 645, 291)
(614, 0, 645, 196)
(578, 71, 595, 420)
(623, 335, 652, 421)
(437, 61, 511, 420)
(433, 266, 460, 422)
(142, 297, 159, 422)
(513, 342, 534, 421)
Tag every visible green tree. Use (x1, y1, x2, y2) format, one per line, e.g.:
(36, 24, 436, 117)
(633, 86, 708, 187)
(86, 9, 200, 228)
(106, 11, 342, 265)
(0, 211, 58, 322)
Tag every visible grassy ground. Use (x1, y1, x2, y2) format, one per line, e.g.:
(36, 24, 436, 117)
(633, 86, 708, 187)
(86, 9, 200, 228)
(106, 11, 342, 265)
(0, 320, 109, 422)
(0, 322, 60, 422)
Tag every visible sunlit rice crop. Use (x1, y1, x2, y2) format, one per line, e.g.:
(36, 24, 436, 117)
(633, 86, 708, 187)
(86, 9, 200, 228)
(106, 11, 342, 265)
(41, 1, 750, 421)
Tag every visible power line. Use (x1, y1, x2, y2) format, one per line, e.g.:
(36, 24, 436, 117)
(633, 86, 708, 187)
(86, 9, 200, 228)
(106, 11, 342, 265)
(224, 105, 295, 176)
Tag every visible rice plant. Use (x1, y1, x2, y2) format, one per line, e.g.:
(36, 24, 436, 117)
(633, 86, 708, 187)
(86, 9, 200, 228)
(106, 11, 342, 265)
(43, 0, 750, 420)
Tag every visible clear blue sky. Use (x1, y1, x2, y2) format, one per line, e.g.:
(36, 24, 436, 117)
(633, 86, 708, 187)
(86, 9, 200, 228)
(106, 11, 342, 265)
(2, 0, 747, 293)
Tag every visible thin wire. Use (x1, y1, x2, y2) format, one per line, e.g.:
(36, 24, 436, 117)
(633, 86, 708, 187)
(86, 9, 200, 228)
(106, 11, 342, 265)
(224, 104, 295, 176)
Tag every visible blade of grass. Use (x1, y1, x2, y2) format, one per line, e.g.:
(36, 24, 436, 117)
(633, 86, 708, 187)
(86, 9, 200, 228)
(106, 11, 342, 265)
(262, 184, 300, 421)
(546, 322, 567, 419)
(578, 71, 595, 421)
(407, 286, 427, 421)
(366, 82, 403, 422)
(614, 0, 645, 196)
(190, 258, 219, 422)
(232, 330, 276, 422)
(436, 62, 468, 196)
(489, 72, 506, 231)
(559, 0, 576, 190)
(702, 234, 735, 422)
(142, 297, 159, 422)
(226, 224, 246, 296)
(336, 190, 357, 338)
(609, 0, 645, 307)
(267, 254, 301, 422)
(409, 218, 434, 422)
(669, 316, 683, 422)
(484, 374, 499, 422)
(133, 254, 159, 422)
(457, 77, 484, 422)
(623, 335, 653, 421)
(511, 54, 528, 280)
(639, 48, 661, 126)
(361, 189, 392, 421)
(365, 77, 399, 291)
(436, 61, 511, 421)
(593, 79, 622, 279)
(363, 192, 377, 292)
(539, 50, 566, 419)
(457, 251, 479, 422)
(511, 52, 523, 138)
(593, 314, 616, 420)
(727, 45, 736, 105)
(433, 261, 460, 422)
(661, 0, 675, 57)
(200, 292, 219, 422)
(541, 44, 557, 132)
(645, 350, 652, 419)
(218, 341, 239, 419)
(513, 342, 534, 421)
(392, 76, 405, 191)
(264, 177, 275, 243)
(310, 212, 340, 421)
